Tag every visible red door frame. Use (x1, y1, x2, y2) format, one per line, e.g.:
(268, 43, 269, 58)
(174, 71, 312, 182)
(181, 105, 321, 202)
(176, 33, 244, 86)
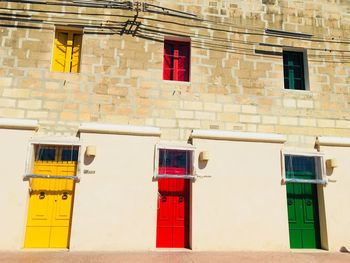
(156, 167, 191, 248)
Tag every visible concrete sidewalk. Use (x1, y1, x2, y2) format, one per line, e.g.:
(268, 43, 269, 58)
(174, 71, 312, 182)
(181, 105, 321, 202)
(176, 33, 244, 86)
(0, 251, 350, 263)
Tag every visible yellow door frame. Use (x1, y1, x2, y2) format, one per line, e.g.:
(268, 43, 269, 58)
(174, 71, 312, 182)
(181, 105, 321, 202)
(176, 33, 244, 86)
(23, 144, 80, 249)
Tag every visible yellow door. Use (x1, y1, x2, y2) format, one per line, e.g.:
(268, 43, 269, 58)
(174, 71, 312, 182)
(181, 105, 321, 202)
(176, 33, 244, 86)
(50, 162, 76, 248)
(24, 147, 77, 248)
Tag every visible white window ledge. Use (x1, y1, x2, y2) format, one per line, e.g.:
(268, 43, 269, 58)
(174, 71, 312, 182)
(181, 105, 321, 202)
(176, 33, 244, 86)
(0, 118, 38, 130)
(29, 136, 81, 146)
(317, 136, 350, 147)
(79, 123, 161, 137)
(283, 178, 327, 185)
(191, 129, 286, 143)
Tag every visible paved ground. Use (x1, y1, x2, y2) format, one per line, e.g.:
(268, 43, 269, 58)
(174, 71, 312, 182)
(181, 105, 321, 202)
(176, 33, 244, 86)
(0, 251, 350, 263)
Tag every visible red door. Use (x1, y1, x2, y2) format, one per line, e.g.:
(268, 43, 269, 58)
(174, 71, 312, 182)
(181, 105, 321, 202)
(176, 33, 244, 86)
(156, 168, 190, 248)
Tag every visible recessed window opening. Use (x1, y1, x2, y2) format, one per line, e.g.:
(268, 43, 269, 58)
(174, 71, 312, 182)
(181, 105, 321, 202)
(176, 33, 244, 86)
(25, 144, 81, 181)
(52, 29, 83, 73)
(283, 50, 308, 91)
(35, 145, 79, 162)
(282, 153, 326, 184)
(163, 40, 190, 82)
(154, 145, 195, 179)
(159, 149, 192, 176)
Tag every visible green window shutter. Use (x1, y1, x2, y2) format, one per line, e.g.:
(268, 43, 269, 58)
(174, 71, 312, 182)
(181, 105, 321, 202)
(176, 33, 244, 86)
(283, 51, 306, 90)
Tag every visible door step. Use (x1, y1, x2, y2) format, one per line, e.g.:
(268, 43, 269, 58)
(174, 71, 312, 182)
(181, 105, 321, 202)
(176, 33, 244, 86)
(290, 249, 328, 253)
(153, 248, 192, 252)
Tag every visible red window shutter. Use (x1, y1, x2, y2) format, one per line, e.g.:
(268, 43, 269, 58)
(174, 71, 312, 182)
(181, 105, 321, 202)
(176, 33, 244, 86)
(173, 48, 179, 81)
(178, 43, 190, 82)
(163, 40, 190, 82)
(163, 43, 173, 80)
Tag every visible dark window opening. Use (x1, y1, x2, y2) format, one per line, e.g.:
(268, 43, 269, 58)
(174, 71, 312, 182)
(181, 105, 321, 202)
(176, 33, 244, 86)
(61, 149, 79, 161)
(35, 146, 79, 162)
(284, 155, 317, 180)
(163, 40, 190, 82)
(159, 149, 192, 175)
(36, 148, 56, 161)
(283, 51, 306, 90)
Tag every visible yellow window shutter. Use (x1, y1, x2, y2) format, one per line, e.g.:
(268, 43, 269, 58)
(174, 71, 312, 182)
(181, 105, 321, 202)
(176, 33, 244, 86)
(64, 33, 74, 72)
(52, 32, 68, 72)
(70, 34, 82, 73)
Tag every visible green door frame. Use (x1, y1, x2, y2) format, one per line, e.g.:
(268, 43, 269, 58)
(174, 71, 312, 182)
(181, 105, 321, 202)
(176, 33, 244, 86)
(284, 154, 323, 249)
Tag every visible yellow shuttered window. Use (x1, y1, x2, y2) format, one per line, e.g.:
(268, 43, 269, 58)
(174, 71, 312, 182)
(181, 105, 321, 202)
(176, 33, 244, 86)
(52, 30, 82, 73)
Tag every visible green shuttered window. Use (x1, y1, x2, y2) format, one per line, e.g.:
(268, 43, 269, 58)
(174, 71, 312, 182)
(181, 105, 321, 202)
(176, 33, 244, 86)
(283, 51, 306, 90)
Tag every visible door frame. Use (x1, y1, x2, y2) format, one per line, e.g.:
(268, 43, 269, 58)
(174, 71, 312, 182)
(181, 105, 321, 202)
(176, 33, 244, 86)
(22, 139, 82, 249)
(281, 150, 329, 250)
(154, 143, 195, 249)
(156, 177, 192, 248)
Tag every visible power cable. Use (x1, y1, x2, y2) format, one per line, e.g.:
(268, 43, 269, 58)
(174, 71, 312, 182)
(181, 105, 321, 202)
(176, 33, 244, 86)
(1, 0, 350, 59)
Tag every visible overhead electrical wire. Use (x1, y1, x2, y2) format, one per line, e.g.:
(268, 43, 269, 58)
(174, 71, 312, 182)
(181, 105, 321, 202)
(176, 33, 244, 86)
(136, 27, 350, 64)
(3, 0, 350, 43)
(2, 5, 349, 55)
(1, 0, 350, 62)
(64, 0, 350, 45)
(3, 0, 133, 9)
(140, 23, 350, 56)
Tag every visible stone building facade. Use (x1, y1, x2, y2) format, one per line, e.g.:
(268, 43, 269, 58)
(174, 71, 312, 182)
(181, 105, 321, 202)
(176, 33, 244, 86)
(0, 0, 350, 252)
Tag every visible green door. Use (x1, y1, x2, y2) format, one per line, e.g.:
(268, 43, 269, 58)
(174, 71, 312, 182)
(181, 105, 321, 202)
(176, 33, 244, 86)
(285, 155, 322, 249)
(287, 182, 321, 248)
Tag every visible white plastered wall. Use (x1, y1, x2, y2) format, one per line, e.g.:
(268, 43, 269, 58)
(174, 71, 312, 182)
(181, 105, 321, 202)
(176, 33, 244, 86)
(0, 129, 34, 250)
(192, 138, 290, 251)
(319, 145, 350, 252)
(70, 132, 159, 251)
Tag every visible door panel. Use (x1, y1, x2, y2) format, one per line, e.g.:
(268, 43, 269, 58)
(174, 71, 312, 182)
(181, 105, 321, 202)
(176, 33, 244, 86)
(24, 226, 51, 248)
(287, 182, 321, 248)
(52, 177, 74, 226)
(49, 226, 70, 248)
(51, 191, 73, 226)
(173, 193, 187, 248)
(25, 158, 77, 248)
(287, 198, 297, 223)
(173, 226, 185, 248)
(156, 177, 190, 248)
(26, 178, 54, 226)
(289, 229, 302, 249)
(157, 193, 174, 248)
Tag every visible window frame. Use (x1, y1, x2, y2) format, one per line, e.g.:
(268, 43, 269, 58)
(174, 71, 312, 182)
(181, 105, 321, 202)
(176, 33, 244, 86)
(163, 38, 191, 82)
(51, 27, 83, 73)
(154, 144, 195, 180)
(282, 48, 310, 91)
(281, 150, 327, 185)
(24, 140, 82, 181)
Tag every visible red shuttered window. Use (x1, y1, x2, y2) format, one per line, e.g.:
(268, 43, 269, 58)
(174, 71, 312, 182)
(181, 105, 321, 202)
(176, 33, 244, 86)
(163, 40, 190, 82)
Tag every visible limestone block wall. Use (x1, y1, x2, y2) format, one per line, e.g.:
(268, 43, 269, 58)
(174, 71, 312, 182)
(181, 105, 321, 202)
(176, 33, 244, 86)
(0, 0, 349, 147)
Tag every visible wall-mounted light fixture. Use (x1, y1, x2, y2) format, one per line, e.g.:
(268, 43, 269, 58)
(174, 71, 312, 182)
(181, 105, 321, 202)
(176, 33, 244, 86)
(199, 151, 210, 162)
(86, 145, 96, 157)
(326, 159, 337, 169)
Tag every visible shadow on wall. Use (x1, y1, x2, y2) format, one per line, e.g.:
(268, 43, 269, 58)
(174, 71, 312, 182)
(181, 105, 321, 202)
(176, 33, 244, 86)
(84, 155, 95, 165)
(198, 154, 208, 170)
(326, 166, 334, 176)
(325, 162, 336, 183)
(340, 246, 350, 253)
